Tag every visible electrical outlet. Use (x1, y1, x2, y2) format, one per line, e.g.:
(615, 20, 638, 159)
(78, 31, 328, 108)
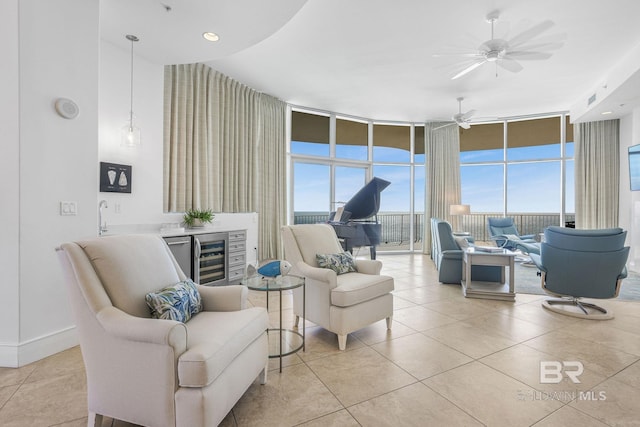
(115, 202, 121, 214)
(60, 201, 78, 216)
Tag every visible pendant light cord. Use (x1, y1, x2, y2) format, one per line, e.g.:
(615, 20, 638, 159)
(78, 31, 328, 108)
(125, 35, 139, 129)
(129, 37, 134, 127)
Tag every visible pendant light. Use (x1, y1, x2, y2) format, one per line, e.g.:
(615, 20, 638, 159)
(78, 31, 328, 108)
(121, 34, 141, 147)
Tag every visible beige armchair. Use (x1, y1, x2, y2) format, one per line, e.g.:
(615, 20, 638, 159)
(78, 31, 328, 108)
(56, 234, 269, 427)
(281, 224, 394, 350)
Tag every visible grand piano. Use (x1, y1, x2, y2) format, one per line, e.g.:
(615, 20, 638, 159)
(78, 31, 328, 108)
(328, 177, 391, 259)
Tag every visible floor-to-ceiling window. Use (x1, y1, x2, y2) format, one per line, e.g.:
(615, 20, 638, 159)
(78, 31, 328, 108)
(335, 166, 367, 204)
(291, 108, 573, 249)
(336, 117, 368, 161)
(290, 108, 424, 252)
(293, 162, 330, 222)
(373, 123, 412, 249)
(460, 122, 505, 215)
(459, 114, 574, 240)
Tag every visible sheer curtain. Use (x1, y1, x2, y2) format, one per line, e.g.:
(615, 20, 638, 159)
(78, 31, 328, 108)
(424, 122, 462, 254)
(574, 119, 620, 229)
(163, 63, 286, 258)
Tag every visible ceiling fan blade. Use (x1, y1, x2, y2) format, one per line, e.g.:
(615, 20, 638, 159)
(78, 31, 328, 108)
(459, 122, 471, 129)
(508, 20, 555, 48)
(432, 122, 456, 131)
(514, 40, 565, 52)
(498, 57, 524, 73)
(460, 109, 476, 120)
(507, 51, 553, 60)
(509, 34, 567, 50)
(432, 52, 483, 58)
(451, 60, 486, 80)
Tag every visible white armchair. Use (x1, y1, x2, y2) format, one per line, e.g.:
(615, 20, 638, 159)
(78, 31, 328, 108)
(56, 234, 269, 427)
(281, 224, 394, 350)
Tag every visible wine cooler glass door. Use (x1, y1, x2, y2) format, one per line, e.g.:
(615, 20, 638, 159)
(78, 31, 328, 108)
(193, 233, 228, 285)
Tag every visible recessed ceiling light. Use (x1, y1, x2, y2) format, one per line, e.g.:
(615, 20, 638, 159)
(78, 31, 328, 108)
(601, 111, 613, 115)
(203, 32, 220, 42)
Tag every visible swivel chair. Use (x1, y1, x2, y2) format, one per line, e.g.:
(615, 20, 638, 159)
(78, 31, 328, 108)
(487, 217, 540, 263)
(530, 226, 630, 319)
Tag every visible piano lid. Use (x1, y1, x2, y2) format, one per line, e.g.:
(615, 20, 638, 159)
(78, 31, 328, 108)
(341, 177, 390, 220)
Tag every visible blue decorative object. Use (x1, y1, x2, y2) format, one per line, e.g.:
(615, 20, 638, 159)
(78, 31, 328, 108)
(257, 260, 292, 277)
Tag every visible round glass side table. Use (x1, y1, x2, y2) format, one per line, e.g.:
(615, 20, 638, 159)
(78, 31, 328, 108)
(242, 274, 305, 373)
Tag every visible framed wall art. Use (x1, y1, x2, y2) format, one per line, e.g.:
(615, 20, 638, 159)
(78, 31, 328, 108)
(100, 162, 132, 193)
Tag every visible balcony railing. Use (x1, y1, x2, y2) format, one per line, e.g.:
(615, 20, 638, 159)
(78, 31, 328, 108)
(293, 212, 423, 247)
(458, 213, 575, 242)
(294, 212, 575, 249)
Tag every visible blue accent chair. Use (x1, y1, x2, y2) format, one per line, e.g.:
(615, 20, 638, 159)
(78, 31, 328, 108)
(431, 218, 503, 284)
(530, 226, 630, 319)
(487, 217, 540, 257)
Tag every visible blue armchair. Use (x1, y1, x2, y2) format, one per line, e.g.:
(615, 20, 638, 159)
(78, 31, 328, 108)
(530, 226, 630, 319)
(431, 218, 502, 284)
(487, 217, 540, 257)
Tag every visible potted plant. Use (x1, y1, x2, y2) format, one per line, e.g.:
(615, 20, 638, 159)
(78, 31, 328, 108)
(183, 209, 215, 228)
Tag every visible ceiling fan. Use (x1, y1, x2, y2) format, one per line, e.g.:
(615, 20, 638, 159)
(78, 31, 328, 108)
(439, 10, 565, 80)
(432, 97, 475, 130)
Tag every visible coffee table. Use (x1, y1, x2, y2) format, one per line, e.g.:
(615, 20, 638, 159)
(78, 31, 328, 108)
(242, 274, 305, 372)
(462, 247, 516, 301)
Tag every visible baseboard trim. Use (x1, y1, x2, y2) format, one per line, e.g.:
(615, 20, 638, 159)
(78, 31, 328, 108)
(0, 326, 79, 368)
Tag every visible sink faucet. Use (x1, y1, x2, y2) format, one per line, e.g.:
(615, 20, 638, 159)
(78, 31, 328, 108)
(99, 200, 108, 236)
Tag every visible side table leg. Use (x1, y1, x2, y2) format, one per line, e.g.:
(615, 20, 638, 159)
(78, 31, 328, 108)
(464, 253, 472, 296)
(509, 256, 515, 295)
(279, 289, 283, 373)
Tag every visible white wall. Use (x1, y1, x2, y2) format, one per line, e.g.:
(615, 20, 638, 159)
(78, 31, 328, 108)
(0, 0, 21, 353)
(0, 0, 100, 367)
(98, 40, 178, 226)
(619, 109, 640, 272)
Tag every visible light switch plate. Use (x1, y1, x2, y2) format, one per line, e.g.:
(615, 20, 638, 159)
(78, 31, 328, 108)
(60, 201, 78, 216)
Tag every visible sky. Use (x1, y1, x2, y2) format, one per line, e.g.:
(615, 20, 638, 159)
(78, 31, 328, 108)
(292, 141, 575, 215)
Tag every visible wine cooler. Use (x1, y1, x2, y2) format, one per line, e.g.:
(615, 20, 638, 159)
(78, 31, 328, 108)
(193, 233, 229, 286)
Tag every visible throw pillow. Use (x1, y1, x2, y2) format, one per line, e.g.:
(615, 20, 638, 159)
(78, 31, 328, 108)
(454, 236, 472, 249)
(316, 252, 357, 275)
(145, 279, 203, 323)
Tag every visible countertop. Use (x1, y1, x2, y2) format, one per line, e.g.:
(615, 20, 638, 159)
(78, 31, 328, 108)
(102, 223, 247, 237)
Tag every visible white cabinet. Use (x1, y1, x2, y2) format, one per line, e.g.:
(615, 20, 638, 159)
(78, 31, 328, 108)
(227, 230, 247, 284)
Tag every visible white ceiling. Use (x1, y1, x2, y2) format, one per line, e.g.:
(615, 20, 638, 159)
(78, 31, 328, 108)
(101, 0, 640, 123)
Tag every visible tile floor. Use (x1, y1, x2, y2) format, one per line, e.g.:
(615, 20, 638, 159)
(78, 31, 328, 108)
(1, 254, 639, 426)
